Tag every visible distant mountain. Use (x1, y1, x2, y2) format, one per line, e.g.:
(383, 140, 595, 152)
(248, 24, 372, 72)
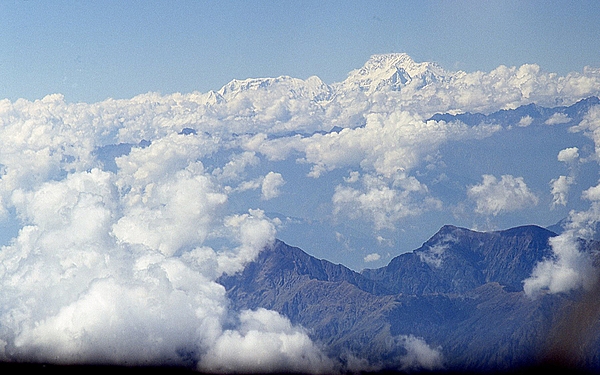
(362, 225, 557, 294)
(335, 53, 448, 94)
(217, 75, 335, 102)
(429, 96, 600, 127)
(218, 224, 600, 372)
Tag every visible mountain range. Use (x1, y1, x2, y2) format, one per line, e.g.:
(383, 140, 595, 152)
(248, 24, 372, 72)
(218, 224, 600, 373)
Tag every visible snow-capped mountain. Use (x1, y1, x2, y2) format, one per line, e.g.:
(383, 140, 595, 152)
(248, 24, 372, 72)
(217, 75, 334, 102)
(335, 52, 448, 93)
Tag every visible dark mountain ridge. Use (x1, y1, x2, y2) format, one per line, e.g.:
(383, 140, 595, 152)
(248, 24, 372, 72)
(428, 96, 600, 126)
(361, 225, 557, 294)
(218, 224, 600, 372)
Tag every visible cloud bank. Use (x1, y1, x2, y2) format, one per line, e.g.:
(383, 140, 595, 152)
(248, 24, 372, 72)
(0, 53, 599, 369)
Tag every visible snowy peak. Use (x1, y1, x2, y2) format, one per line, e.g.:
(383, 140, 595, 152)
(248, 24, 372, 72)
(339, 53, 447, 93)
(217, 75, 334, 102)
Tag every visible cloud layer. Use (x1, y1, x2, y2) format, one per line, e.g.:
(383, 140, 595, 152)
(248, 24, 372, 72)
(0, 53, 599, 369)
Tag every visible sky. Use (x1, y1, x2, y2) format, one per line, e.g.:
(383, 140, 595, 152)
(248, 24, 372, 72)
(2, 1, 600, 371)
(1, 1, 600, 103)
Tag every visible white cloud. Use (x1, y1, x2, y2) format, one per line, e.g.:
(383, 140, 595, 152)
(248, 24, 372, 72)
(582, 183, 600, 201)
(550, 175, 575, 208)
(0, 115, 301, 368)
(518, 115, 533, 127)
(569, 105, 600, 160)
(557, 147, 580, 163)
(396, 335, 444, 372)
(523, 231, 596, 298)
(261, 171, 285, 200)
(113, 165, 228, 257)
(247, 111, 500, 179)
(468, 174, 539, 216)
(364, 253, 381, 263)
(199, 308, 338, 374)
(335, 55, 600, 115)
(213, 151, 260, 182)
(333, 174, 441, 230)
(1, 169, 229, 365)
(545, 112, 571, 125)
(217, 209, 276, 275)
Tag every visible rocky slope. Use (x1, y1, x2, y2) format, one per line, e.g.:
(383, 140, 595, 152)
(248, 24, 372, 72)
(218, 225, 600, 372)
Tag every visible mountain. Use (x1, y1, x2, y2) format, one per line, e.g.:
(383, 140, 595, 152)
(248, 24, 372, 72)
(335, 53, 447, 94)
(218, 225, 600, 372)
(429, 96, 600, 127)
(217, 75, 334, 102)
(361, 225, 557, 294)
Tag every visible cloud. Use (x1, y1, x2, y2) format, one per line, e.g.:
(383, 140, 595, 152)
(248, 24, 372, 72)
(0, 114, 303, 369)
(245, 111, 500, 178)
(525, 179, 600, 297)
(415, 232, 457, 269)
(523, 231, 596, 298)
(569, 105, 600, 160)
(199, 308, 337, 374)
(0, 54, 599, 370)
(213, 151, 260, 182)
(261, 171, 285, 200)
(468, 174, 539, 216)
(335, 55, 600, 115)
(229, 171, 285, 201)
(582, 183, 600, 202)
(545, 112, 571, 125)
(396, 335, 444, 372)
(557, 147, 580, 163)
(333, 173, 441, 230)
(364, 253, 381, 263)
(1, 169, 227, 365)
(550, 175, 575, 208)
(518, 115, 533, 127)
(524, 106, 600, 297)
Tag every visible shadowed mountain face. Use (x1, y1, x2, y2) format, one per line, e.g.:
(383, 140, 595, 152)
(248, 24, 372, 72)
(362, 225, 557, 294)
(218, 225, 600, 372)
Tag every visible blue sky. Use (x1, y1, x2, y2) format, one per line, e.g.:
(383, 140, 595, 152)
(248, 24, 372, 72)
(1, 1, 600, 102)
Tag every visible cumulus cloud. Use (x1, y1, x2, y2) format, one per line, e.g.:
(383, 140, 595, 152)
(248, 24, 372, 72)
(0, 162, 287, 369)
(525, 152, 600, 297)
(213, 151, 260, 182)
(523, 231, 596, 298)
(550, 175, 575, 208)
(245, 111, 500, 178)
(0, 98, 309, 369)
(333, 173, 441, 230)
(199, 308, 337, 374)
(557, 147, 580, 163)
(229, 171, 285, 201)
(261, 171, 285, 200)
(335, 54, 600, 115)
(545, 112, 571, 125)
(468, 174, 539, 216)
(2, 169, 226, 365)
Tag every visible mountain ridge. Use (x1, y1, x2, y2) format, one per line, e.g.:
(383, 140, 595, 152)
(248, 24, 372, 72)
(218, 223, 600, 372)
